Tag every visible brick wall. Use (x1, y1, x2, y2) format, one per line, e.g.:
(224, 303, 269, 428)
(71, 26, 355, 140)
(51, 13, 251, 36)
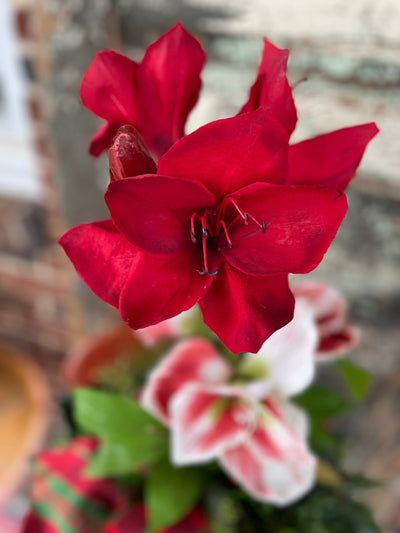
(0, 0, 81, 359)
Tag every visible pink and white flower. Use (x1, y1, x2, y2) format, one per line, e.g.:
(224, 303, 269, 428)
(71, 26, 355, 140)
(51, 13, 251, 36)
(141, 305, 321, 505)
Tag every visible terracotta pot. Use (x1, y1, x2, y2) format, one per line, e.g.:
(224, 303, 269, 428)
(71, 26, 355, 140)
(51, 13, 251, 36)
(64, 324, 142, 388)
(0, 345, 49, 503)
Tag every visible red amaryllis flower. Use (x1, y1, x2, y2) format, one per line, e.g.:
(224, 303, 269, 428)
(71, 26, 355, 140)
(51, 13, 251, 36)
(82, 25, 377, 194)
(81, 23, 205, 158)
(60, 109, 347, 354)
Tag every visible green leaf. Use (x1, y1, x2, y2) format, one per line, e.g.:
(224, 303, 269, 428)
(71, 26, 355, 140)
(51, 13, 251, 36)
(307, 420, 342, 457)
(294, 385, 350, 420)
(74, 389, 168, 474)
(205, 484, 243, 533)
(342, 473, 381, 490)
(74, 388, 166, 444)
(336, 360, 372, 402)
(289, 486, 381, 533)
(145, 459, 206, 531)
(86, 440, 166, 478)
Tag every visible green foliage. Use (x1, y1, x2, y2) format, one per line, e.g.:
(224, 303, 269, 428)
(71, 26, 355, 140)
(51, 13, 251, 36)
(205, 484, 244, 533)
(74, 389, 168, 477)
(86, 441, 156, 478)
(294, 385, 350, 456)
(277, 485, 380, 533)
(92, 344, 169, 394)
(295, 385, 350, 419)
(342, 473, 381, 490)
(215, 484, 381, 533)
(74, 388, 165, 442)
(336, 359, 372, 402)
(145, 459, 206, 532)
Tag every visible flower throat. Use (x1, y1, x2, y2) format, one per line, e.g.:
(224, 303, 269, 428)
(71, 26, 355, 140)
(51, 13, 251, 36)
(190, 197, 268, 276)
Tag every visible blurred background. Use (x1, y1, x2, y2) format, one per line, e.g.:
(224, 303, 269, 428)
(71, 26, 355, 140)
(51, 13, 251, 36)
(0, 0, 399, 531)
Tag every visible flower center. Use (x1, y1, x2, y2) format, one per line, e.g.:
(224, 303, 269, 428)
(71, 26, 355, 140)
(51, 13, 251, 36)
(190, 197, 267, 276)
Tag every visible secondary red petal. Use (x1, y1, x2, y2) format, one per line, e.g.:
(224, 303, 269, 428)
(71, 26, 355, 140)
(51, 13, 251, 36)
(59, 220, 138, 308)
(317, 326, 360, 359)
(80, 51, 138, 123)
(170, 383, 251, 464)
(199, 262, 294, 353)
(142, 338, 231, 424)
(222, 183, 347, 275)
(106, 175, 216, 255)
(119, 250, 213, 330)
(89, 122, 121, 157)
(288, 123, 378, 189)
(240, 39, 297, 136)
(292, 282, 347, 337)
(137, 23, 206, 158)
(158, 108, 288, 200)
(109, 125, 156, 181)
(292, 281, 360, 358)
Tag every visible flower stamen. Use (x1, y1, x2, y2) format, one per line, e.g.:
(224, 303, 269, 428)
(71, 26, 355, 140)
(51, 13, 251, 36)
(217, 220, 233, 248)
(220, 197, 248, 223)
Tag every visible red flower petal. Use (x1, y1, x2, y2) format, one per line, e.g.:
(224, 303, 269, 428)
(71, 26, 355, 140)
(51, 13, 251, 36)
(59, 220, 137, 308)
(142, 339, 231, 423)
(199, 262, 294, 353)
(119, 250, 213, 330)
(158, 108, 288, 200)
(293, 282, 360, 358)
(288, 123, 379, 189)
(240, 39, 297, 136)
(292, 282, 347, 337)
(109, 125, 156, 181)
(170, 383, 251, 464)
(89, 122, 121, 157)
(222, 183, 347, 275)
(80, 51, 138, 123)
(317, 326, 360, 359)
(137, 23, 206, 158)
(106, 175, 216, 255)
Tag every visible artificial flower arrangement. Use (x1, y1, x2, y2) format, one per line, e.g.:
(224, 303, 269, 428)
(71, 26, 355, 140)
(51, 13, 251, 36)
(23, 24, 380, 532)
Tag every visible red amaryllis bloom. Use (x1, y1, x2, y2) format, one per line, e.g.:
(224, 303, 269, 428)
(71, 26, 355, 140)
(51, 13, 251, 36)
(60, 109, 348, 354)
(82, 25, 377, 194)
(81, 23, 205, 158)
